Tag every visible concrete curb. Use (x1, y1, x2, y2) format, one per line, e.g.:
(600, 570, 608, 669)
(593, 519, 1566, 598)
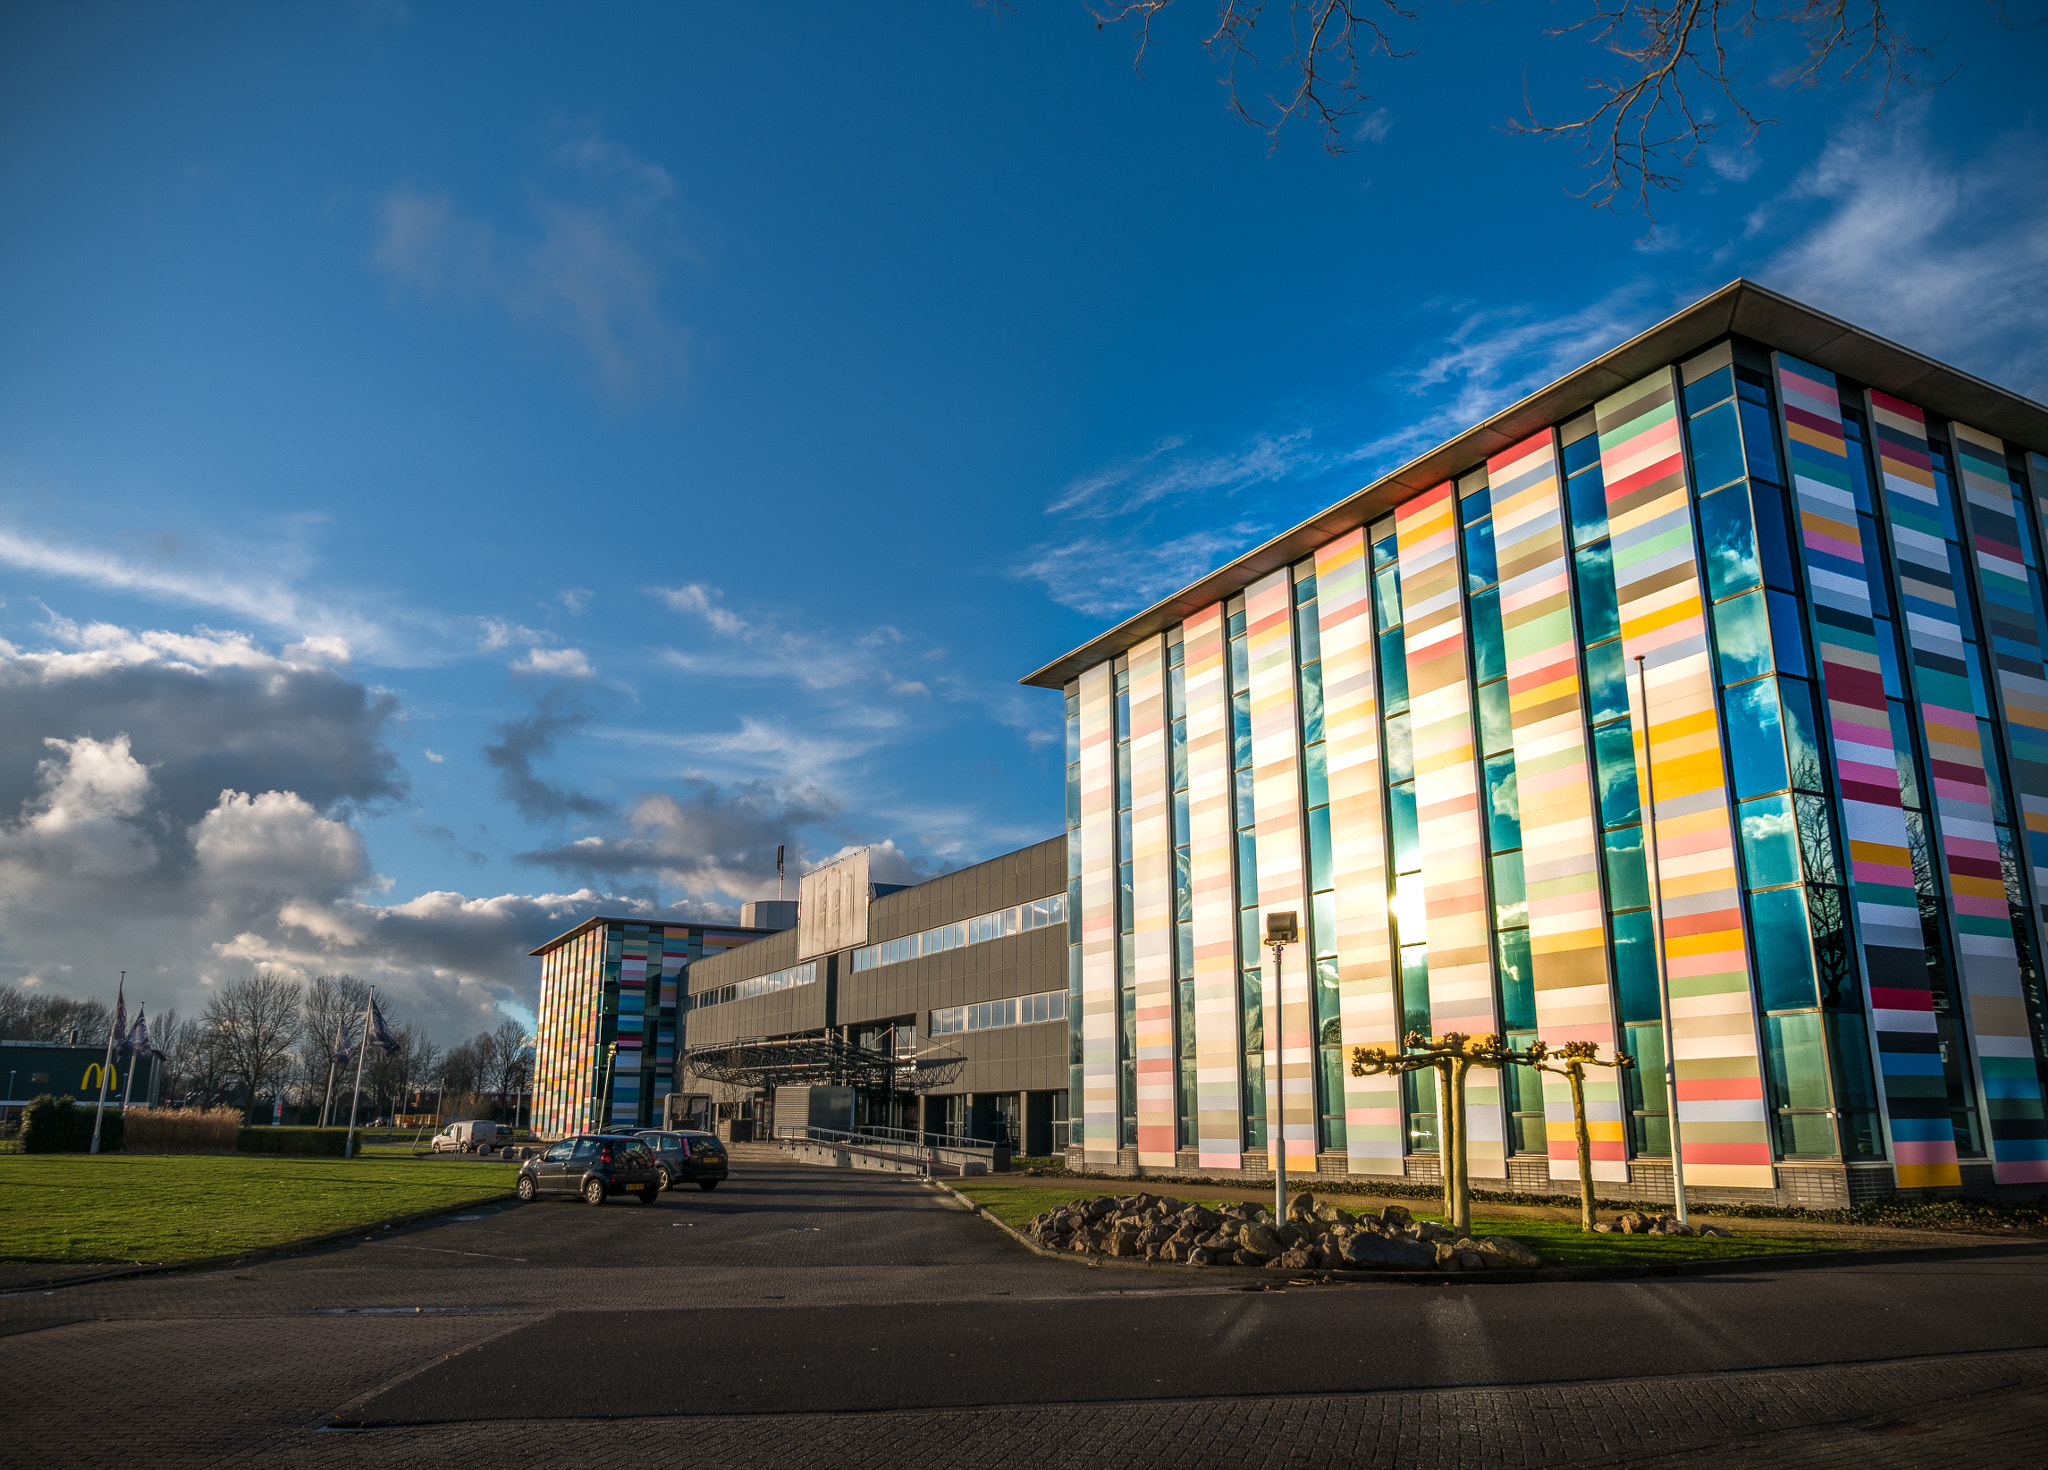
(926, 1180, 2048, 1285)
(0, 1191, 521, 1296)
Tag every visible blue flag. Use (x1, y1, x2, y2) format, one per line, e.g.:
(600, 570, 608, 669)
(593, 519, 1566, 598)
(366, 995, 401, 1056)
(112, 992, 129, 1057)
(128, 1007, 150, 1058)
(332, 1017, 354, 1063)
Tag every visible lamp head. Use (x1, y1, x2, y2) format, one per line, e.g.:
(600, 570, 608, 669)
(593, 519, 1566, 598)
(1265, 910, 1299, 947)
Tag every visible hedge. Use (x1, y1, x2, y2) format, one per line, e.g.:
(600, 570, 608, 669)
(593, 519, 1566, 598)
(235, 1126, 350, 1156)
(20, 1094, 125, 1153)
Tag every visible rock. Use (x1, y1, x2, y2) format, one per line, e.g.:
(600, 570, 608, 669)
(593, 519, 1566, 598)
(1434, 1242, 1462, 1270)
(1186, 1246, 1215, 1266)
(1242, 1223, 1285, 1257)
(1414, 1221, 1455, 1244)
(1085, 1197, 1116, 1219)
(1197, 1230, 1236, 1251)
(1313, 1202, 1344, 1225)
(1071, 1231, 1099, 1253)
(1455, 1251, 1486, 1271)
(1276, 1246, 1317, 1270)
(1274, 1222, 1303, 1248)
(1475, 1235, 1542, 1270)
(1592, 1222, 1614, 1233)
(1617, 1211, 1650, 1234)
(1159, 1197, 1188, 1214)
(1286, 1192, 1318, 1222)
(1338, 1232, 1435, 1271)
(1139, 1223, 1175, 1246)
(1142, 1243, 1163, 1261)
(1699, 1225, 1733, 1239)
(1234, 1249, 1270, 1268)
(1658, 1215, 1694, 1236)
(1379, 1205, 1412, 1229)
(1107, 1230, 1142, 1258)
(1181, 1206, 1220, 1231)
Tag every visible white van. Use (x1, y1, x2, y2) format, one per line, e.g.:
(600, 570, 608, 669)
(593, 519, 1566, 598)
(431, 1120, 511, 1155)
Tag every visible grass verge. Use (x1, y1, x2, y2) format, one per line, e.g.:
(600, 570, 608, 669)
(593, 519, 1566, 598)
(946, 1180, 1823, 1267)
(0, 1153, 519, 1264)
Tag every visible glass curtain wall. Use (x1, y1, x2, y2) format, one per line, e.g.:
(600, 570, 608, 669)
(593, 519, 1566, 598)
(1115, 659, 1137, 1148)
(1371, 517, 1437, 1151)
(1682, 361, 1874, 1160)
(1844, 410, 1990, 1157)
(2005, 450, 2048, 1107)
(1560, 422, 1666, 1156)
(1169, 631, 1197, 1150)
(1292, 558, 1344, 1151)
(1453, 474, 1545, 1155)
(1065, 682, 1083, 1147)
(1226, 596, 1267, 1150)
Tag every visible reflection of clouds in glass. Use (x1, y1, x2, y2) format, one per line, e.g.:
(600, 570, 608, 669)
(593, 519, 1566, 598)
(1495, 894, 1528, 928)
(1742, 803, 1794, 844)
(1392, 877, 1426, 942)
(1385, 714, 1413, 784)
(1488, 766, 1520, 824)
(1715, 592, 1774, 681)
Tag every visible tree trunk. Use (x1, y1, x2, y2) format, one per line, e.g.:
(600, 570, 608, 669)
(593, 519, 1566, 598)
(1450, 1056, 1473, 1238)
(1435, 1060, 1458, 1230)
(1569, 1064, 1595, 1232)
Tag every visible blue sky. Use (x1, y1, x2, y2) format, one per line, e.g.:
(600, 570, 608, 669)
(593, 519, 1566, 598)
(2, 0, 2043, 1042)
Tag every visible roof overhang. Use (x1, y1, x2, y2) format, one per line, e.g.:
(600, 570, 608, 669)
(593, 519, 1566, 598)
(1019, 277, 2048, 690)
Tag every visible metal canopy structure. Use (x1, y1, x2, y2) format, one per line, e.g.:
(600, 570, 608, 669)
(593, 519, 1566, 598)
(681, 1034, 962, 1093)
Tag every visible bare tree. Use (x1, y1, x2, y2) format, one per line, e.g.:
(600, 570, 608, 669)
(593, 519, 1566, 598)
(1089, 0, 1976, 215)
(486, 1019, 529, 1117)
(202, 972, 303, 1117)
(301, 975, 370, 1124)
(0, 985, 111, 1043)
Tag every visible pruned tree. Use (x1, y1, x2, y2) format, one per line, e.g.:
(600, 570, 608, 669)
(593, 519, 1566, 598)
(1088, 0, 1984, 216)
(1503, 1038, 1636, 1231)
(1351, 1030, 1517, 1236)
(202, 972, 303, 1118)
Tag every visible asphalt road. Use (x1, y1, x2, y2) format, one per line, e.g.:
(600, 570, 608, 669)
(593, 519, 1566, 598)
(2, 1158, 2045, 1469)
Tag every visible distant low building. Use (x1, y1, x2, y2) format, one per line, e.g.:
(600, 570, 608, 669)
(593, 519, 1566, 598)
(1, 1038, 162, 1122)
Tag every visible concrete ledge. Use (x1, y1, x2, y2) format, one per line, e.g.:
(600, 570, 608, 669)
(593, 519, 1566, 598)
(928, 1180, 2048, 1286)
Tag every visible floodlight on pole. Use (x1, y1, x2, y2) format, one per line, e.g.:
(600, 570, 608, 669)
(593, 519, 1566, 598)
(1265, 910, 1298, 1223)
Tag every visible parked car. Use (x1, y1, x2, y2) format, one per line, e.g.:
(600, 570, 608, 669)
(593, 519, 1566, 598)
(431, 1120, 512, 1155)
(515, 1134, 662, 1206)
(634, 1129, 729, 1191)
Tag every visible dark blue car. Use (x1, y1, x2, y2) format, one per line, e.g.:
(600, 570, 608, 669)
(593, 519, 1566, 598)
(635, 1129, 729, 1191)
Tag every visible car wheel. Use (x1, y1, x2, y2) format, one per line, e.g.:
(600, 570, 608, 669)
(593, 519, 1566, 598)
(584, 1178, 607, 1206)
(516, 1174, 537, 1202)
(657, 1165, 674, 1191)
(636, 1185, 659, 1205)
(698, 1179, 720, 1191)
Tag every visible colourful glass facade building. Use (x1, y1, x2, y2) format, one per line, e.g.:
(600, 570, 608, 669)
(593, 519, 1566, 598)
(529, 917, 773, 1138)
(1025, 280, 2048, 1205)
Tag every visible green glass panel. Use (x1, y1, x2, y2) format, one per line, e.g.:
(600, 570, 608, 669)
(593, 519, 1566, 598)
(1478, 678, 1513, 757)
(1373, 563, 1403, 630)
(1498, 928, 1536, 1031)
(1613, 908, 1660, 1023)
(1378, 629, 1409, 712)
(1738, 794, 1800, 888)
(1296, 606, 1322, 666)
(1751, 887, 1819, 1011)
(1308, 804, 1333, 892)
(1574, 541, 1621, 643)
(1764, 1010, 1831, 1111)
(1492, 851, 1527, 930)
(1399, 945, 1431, 1038)
(1404, 1068, 1439, 1152)
(1484, 752, 1521, 850)
(1594, 720, 1640, 829)
(1389, 783, 1419, 873)
(1470, 587, 1506, 683)
(1603, 825, 1650, 911)
(1384, 712, 1413, 784)
(1585, 638, 1629, 726)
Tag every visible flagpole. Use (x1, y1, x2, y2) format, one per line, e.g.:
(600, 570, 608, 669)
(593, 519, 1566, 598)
(118, 1009, 141, 1113)
(90, 973, 123, 1155)
(320, 1018, 343, 1129)
(344, 988, 374, 1160)
(1635, 655, 1688, 1226)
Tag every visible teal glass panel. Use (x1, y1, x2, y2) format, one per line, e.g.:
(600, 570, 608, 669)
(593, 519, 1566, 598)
(1594, 720, 1641, 829)
(1795, 792, 1841, 886)
(1699, 484, 1762, 599)
(1844, 415, 1876, 513)
(1296, 605, 1322, 665)
(1825, 1013, 1885, 1160)
(1373, 563, 1402, 630)
(1236, 833, 1259, 897)
(1314, 956, 1341, 1032)
(1478, 677, 1513, 757)
(1228, 632, 1249, 688)
(1294, 572, 1318, 605)
(1751, 887, 1819, 1011)
(1389, 783, 1420, 873)
(1318, 1048, 1348, 1149)
(1625, 1022, 1670, 1155)
(1312, 891, 1337, 960)
(1763, 1011, 1831, 1111)
(1779, 677, 1823, 790)
(1888, 702, 1922, 807)
(1613, 908, 1660, 1022)
(1307, 805, 1333, 892)
(1378, 629, 1408, 712)
(1483, 752, 1521, 850)
(1460, 479, 1492, 515)
(1738, 794, 1800, 888)
(1492, 850, 1527, 929)
(1810, 882, 1853, 1007)
(1174, 846, 1193, 922)
(1497, 928, 1536, 1030)
(1177, 922, 1194, 976)
(1399, 945, 1431, 1038)
(1463, 514, 1498, 594)
(1688, 398, 1744, 490)
(1299, 662, 1325, 745)
(1584, 638, 1629, 725)
(1713, 589, 1774, 684)
(1169, 661, 1187, 720)
(1682, 365, 1734, 415)
(1232, 691, 1252, 768)
(1574, 542, 1621, 643)
(1372, 530, 1399, 569)
(1385, 712, 1413, 784)
(1566, 466, 1608, 546)
(1173, 787, 1190, 844)
(1875, 618, 1905, 699)
(1767, 590, 1809, 677)
(1404, 1068, 1440, 1152)
(1470, 587, 1506, 683)
(1964, 641, 1995, 722)
(1240, 968, 1264, 1051)
(1170, 728, 1188, 794)
(1302, 738, 1328, 806)
(1775, 1109, 1838, 1159)
(1604, 825, 1650, 911)
(1726, 678, 1789, 798)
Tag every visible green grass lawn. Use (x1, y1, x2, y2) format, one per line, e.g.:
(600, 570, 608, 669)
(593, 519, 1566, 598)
(0, 1153, 520, 1264)
(947, 1180, 1825, 1267)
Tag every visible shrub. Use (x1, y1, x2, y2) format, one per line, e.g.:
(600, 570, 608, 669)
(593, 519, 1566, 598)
(235, 1126, 350, 1156)
(20, 1094, 124, 1153)
(123, 1106, 242, 1153)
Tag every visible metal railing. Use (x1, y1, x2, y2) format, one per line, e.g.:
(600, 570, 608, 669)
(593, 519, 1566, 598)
(772, 1122, 1011, 1175)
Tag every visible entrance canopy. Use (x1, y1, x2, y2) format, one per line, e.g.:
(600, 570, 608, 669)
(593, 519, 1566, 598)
(682, 1033, 961, 1092)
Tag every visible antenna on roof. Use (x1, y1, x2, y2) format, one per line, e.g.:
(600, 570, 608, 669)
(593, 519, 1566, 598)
(776, 844, 785, 901)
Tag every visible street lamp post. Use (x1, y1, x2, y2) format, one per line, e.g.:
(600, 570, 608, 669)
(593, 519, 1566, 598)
(1634, 654, 1689, 1226)
(1265, 911, 1299, 1223)
(596, 1043, 619, 1131)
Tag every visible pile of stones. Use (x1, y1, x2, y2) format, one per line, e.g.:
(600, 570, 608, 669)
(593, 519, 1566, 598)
(1592, 1211, 1734, 1237)
(1023, 1191, 1544, 1272)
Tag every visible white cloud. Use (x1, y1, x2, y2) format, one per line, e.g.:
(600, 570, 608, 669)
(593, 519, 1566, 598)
(192, 788, 374, 903)
(1012, 525, 1258, 618)
(512, 646, 594, 678)
(1047, 430, 1314, 519)
(423, 748, 445, 764)
(1354, 108, 1393, 144)
(0, 734, 158, 880)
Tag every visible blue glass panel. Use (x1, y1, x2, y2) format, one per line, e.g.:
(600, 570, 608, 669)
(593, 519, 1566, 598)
(1751, 887, 1819, 1011)
(1492, 851, 1527, 929)
(1699, 485, 1762, 599)
(1612, 908, 1660, 1022)
(1726, 678, 1789, 797)
(1484, 752, 1521, 851)
(1228, 633, 1249, 690)
(1378, 629, 1408, 712)
(1372, 530, 1399, 569)
(1683, 365, 1734, 416)
(1478, 677, 1513, 757)
(1566, 466, 1608, 546)
(1498, 928, 1536, 1031)
(1174, 847, 1193, 922)
(1738, 794, 1800, 888)
(1172, 788, 1189, 842)
(1574, 542, 1621, 643)
(1470, 587, 1506, 683)
(1584, 638, 1629, 726)
(1779, 676, 1824, 791)
(1232, 691, 1253, 768)
(1562, 432, 1601, 476)
(1384, 711, 1413, 784)
(1308, 804, 1333, 892)
(1296, 605, 1322, 666)
(1713, 589, 1775, 685)
(1875, 619, 1904, 700)
(1947, 542, 1979, 632)
(1594, 720, 1641, 829)
(1463, 514, 1498, 594)
(1767, 590, 1808, 678)
(1888, 702, 1922, 808)
(1751, 479, 1797, 590)
(1858, 515, 1891, 618)
(1739, 392, 1786, 487)
(1844, 414, 1877, 514)
(1234, 765, 1256, 828)
(1603, 825, 1650, 911)
(1964, 641, 1994, 721)
(1168, 662, 1187, 720)
(1389, 783, 1419, 873)
(1299, 662, 1325, 745)
(1373, 563, 1402, 631)
(1237, 831, 1259, 895)
(1688, 399, 1745, 491)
